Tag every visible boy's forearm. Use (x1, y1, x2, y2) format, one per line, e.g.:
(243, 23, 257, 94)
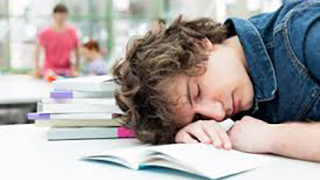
(270, 122, 320, 162)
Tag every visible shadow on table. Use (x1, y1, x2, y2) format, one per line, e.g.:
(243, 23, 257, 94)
(0, 103, 36, 125)
(82, 158, 246, 180)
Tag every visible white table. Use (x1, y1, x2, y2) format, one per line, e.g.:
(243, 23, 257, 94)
(0, 124, 319, 180)
(0, 75, 51, 104)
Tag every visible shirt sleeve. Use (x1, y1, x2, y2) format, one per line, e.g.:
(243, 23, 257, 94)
(304, 15, 320, 82)
(287, 2, 320, 83)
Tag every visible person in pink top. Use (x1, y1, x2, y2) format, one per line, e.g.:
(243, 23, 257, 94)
(35, 4, 80, 78)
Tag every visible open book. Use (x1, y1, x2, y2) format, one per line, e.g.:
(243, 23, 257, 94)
(83, 143, 268, 179)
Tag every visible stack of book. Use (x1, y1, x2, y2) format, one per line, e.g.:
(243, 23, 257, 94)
(28, 75, 134, 140)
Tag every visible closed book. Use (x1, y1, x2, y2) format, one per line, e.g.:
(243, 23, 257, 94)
(47, 127, 134, 140)
(53, 75, 115, 92)
(35, 119, 122, 127)
(42, 97, 116, 106)
(39, 103, 122, 114)
(50, 90, 114, 99)
(28, 112, 120, 120)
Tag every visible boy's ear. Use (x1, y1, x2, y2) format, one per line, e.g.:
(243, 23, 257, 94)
(200, 38, 216, 52)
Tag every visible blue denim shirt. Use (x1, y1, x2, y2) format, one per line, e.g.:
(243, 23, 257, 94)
(225, 0, 320, 123)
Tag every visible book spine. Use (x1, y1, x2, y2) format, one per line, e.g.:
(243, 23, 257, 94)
(47, 127, 134, 140)
(50, 90, 113, 99)
(34, 119, 122, 127)
(42, 97, 116, 105)
(27, 113, 119, 120)
(40, 104, 122, 113)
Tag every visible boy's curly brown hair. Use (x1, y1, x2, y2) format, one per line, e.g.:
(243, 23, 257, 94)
(112, 16, 228, 144)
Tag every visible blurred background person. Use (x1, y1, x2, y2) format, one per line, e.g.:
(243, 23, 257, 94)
(34, 3, 80, 78)
(81, 39, 107, 76)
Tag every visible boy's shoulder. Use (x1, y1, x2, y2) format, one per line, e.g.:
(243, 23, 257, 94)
(247, 0, 320, 30)
(279, 0, 320, 25)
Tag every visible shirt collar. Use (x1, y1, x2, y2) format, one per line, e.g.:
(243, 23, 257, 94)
(224, 18, 277, 102)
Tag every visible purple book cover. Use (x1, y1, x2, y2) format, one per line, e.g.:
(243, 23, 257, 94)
(50, 90, 73, 99)
(27, 113, 50, 120)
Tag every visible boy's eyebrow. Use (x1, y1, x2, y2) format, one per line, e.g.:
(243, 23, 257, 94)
(187, 78, 193, 107)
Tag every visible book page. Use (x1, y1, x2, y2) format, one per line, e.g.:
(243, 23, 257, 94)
(146, 143, 268, 179)
(83, 145, 150, 170)
(140, 153, 199, 174)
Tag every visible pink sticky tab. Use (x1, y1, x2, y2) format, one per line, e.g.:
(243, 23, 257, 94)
(117, 127, 135, 138)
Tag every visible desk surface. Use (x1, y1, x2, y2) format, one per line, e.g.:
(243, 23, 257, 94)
(0, 124, 319, 180)
(0, 75, 51, 104)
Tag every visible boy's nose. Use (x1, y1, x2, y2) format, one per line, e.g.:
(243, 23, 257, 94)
(195, 100, 226, 121)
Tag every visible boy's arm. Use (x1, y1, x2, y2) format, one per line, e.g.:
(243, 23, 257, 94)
(271, 122, 320, 162)
(228, 116, 320, 162)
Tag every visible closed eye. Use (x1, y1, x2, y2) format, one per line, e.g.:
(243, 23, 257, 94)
(191, 83, 202, 122)
(192, 113, 211, 122)
(192, 113, 201, 122)
(197, 83, 201, 99)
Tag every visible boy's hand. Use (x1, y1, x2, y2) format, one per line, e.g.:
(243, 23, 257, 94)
(228, 116, 274, 153)
(175, 120, 232, 150)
